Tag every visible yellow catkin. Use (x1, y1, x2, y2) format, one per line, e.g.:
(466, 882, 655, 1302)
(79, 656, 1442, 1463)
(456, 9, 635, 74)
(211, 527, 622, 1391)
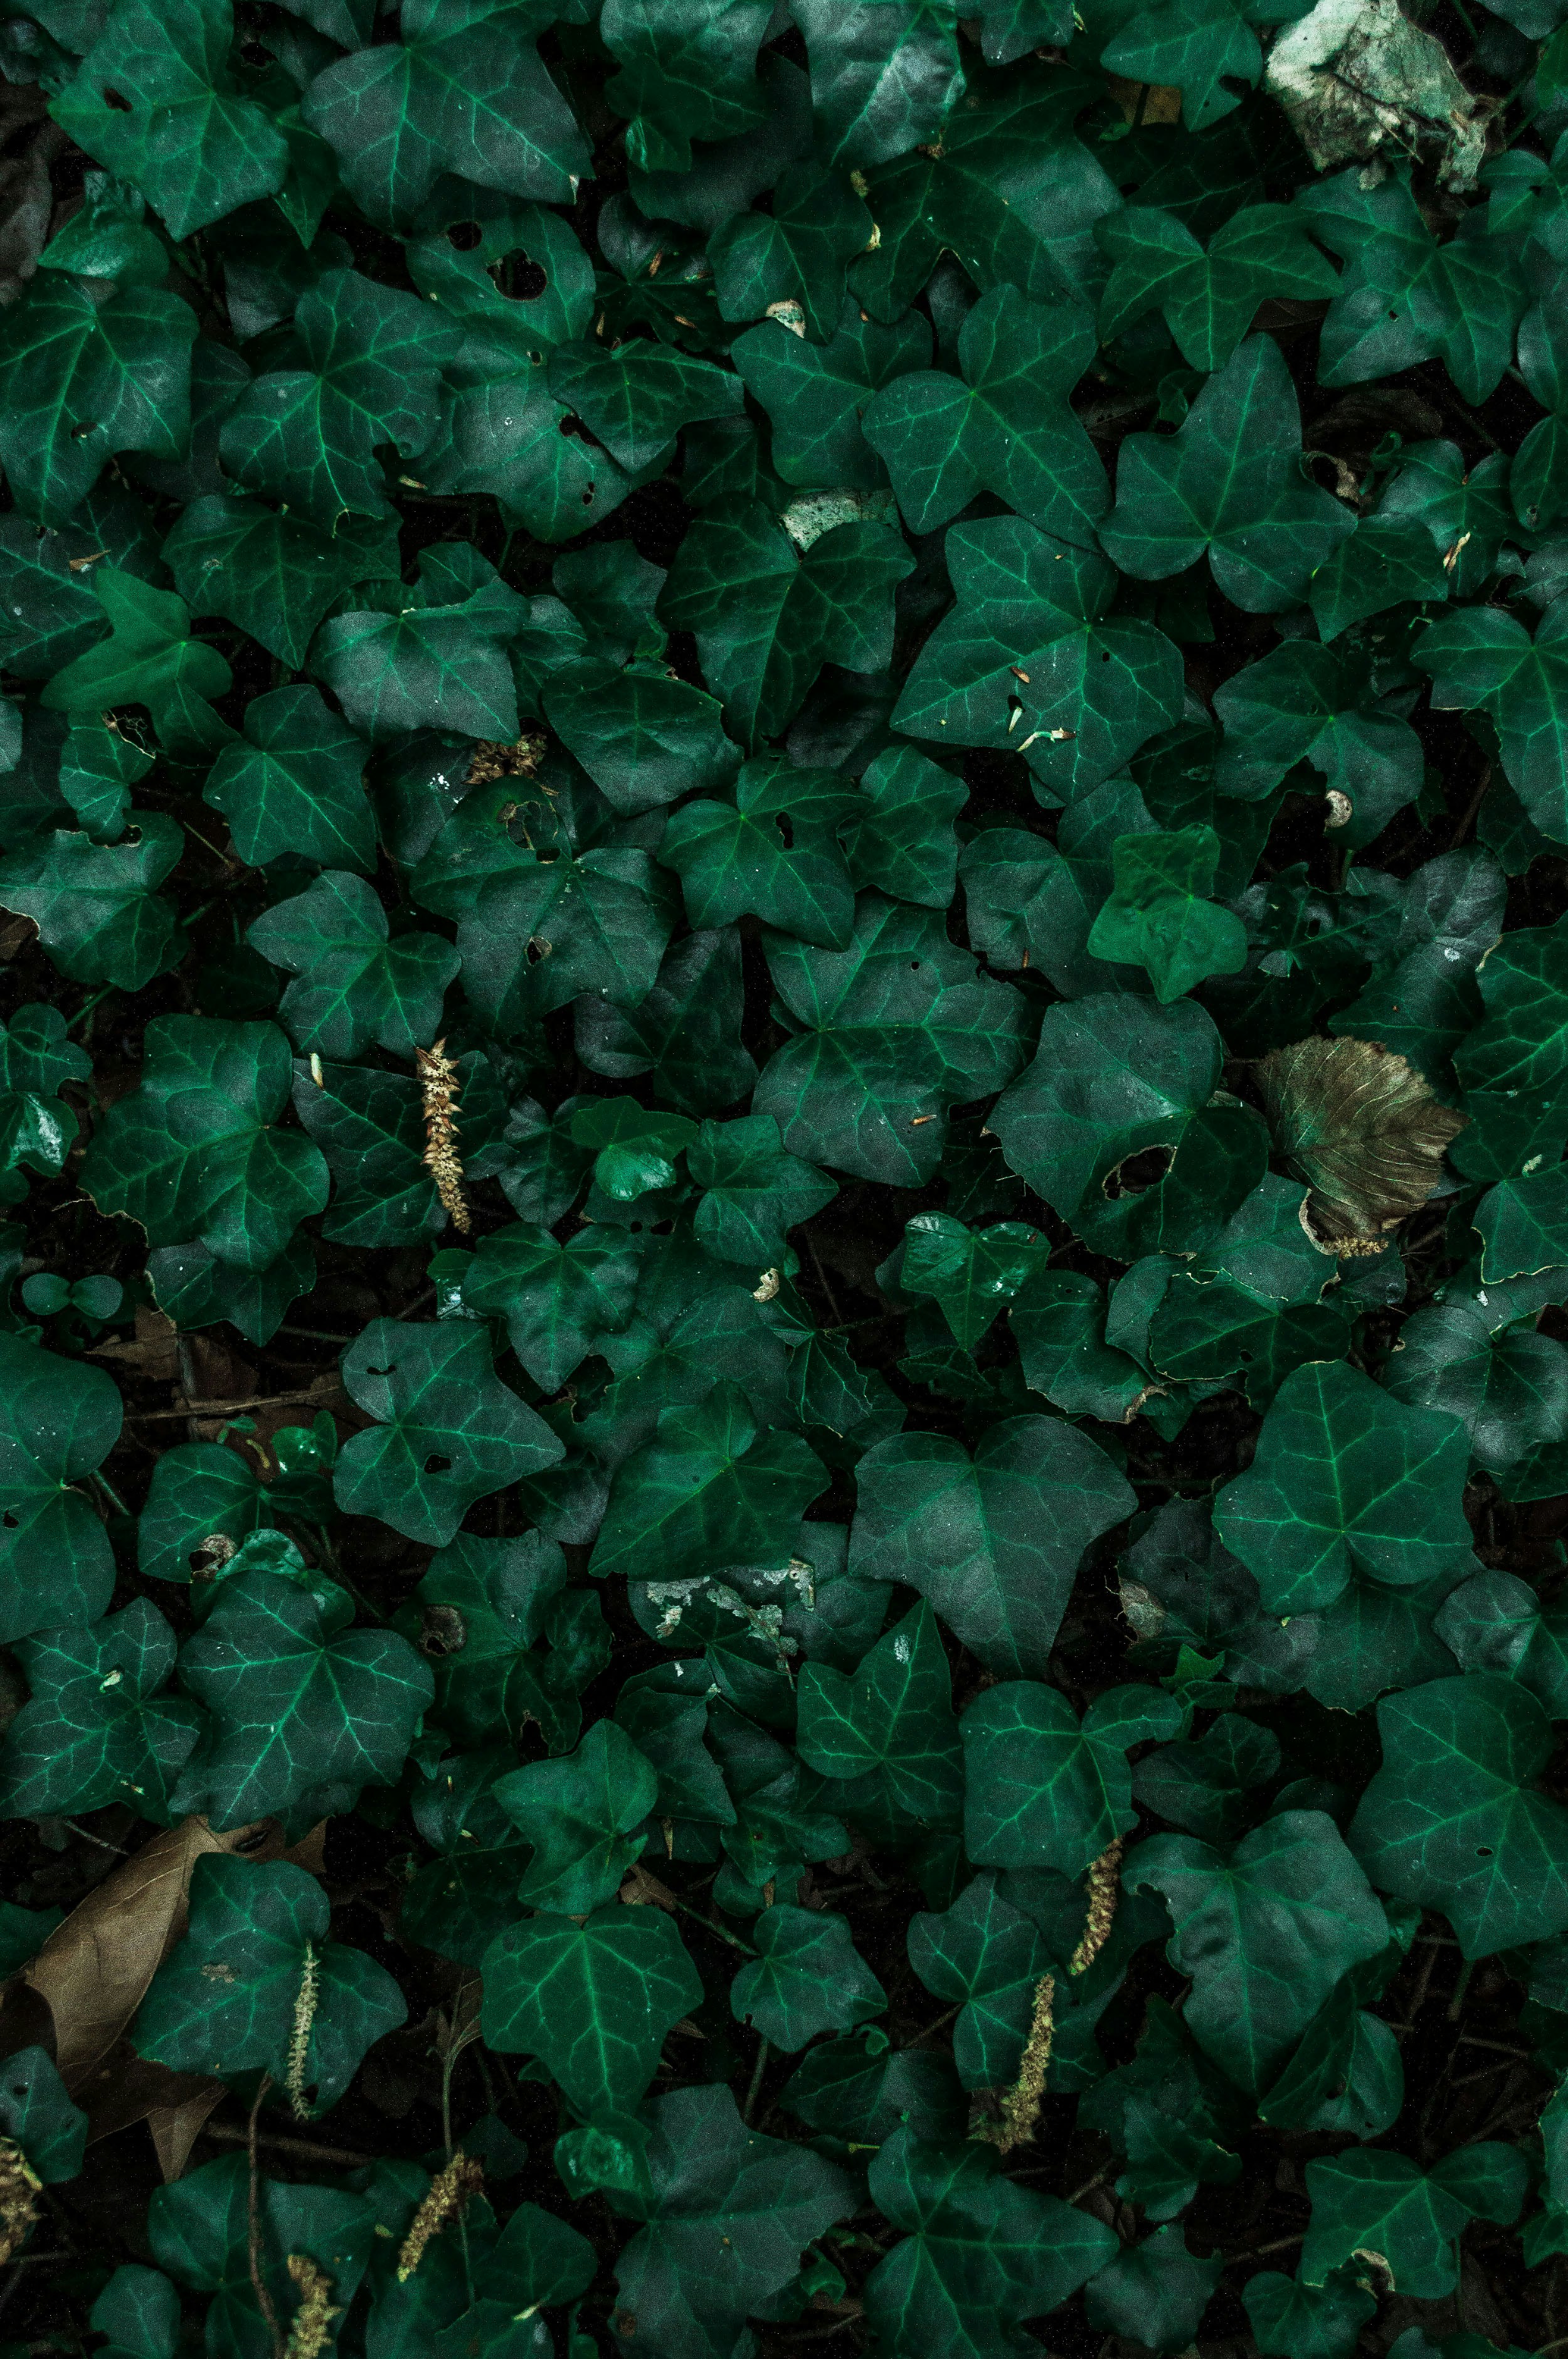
(977, 1843, 1125, 2152)
(395, 2153, 485, 2283)
(285, 1941, 319, 2122)
(1069, 1841, 1124, 1978)
(465, 736, 541, 786)
(416, 1039, 471, 1234)
(980, 1973, 1056, 2154)
(0, 2139, 41, 2265)
(283, 2255, 338, 2359)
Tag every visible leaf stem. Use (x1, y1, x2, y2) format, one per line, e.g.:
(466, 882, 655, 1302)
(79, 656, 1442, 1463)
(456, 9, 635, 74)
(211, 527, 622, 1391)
(743, 2036, 770, 2122)
(247, 2075, 286, 2359)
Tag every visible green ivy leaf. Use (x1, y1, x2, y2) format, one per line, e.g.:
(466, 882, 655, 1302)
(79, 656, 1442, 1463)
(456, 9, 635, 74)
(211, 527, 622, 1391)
(1212, 639, 1424, 833)
(755, 893, 1030, 1185)
(688, 1113, 837, 1267)
(1298, 168, 1526, 407)
(732, 302, 931, 489)
(1125, 1812, 1389, 2092)
(218, 267, 456, 525)
(862, 2128, 1118, 2359)
(149, 2155, 378, 2355)
(1101, 334, 1357, 612)
(0, 1004, 90, 1201)
(482, 1904, 704, 2119)
(893, 516, 1185, 801)
(659, 502, 915, 746)
(334, 1319, 564, 1546)
(964, 1681, 1185, 1877)
(1086, 823, 1249, 1002)
(131, 1855, 405, 2112)
(464, 1221, 642, 1392)
(1300, 2142, 1529, 2299)
(1096, 201, 1338, 371)
(0, 816, 185, 992)
(732, 1905, 886, 2050)
(51, 0, 289, 240)
(203, 688, 373, 873)
(394, 1529, 598, 1752)
(41, 568, 230, 756)
(549, 339, 742, 471)
(795, 0, 961, 168)
(578, 929, 760, 1116)
(292, 1060, 443, 1248)
(300, 0, 591, 230)
(591, 1383, 828, 1584)
(862, 282, 1106, 540)
(247, 871, 458, 1060)
(0, 275, 196, 526)
(174, 1567, 434, 1828)
(1416, 596, 1568, 843)
(0, 1597, 201, 1818)
(990, 991, 1268, 1256)
(1349, 1671, 1568, 1954)
(457, 846, 675, 1029)
(82, 1015, 330, 1270)
(1214, 1360, 1473, 1614)
(849, 60, 1113, 319)
(543, 659, 739, 817)
(601, 0, 771, 176)
(850, 1419, 1134, 1677)
(797, 1600, 963, 1828)
(1083, 2222, 1221, 2355)
(137, 1440, 267, 1587)
(164, 494, 396, 672)
(659, 753, 861, 947)
(495, 1717, 657, 1912)
(312, 549, 525, 742)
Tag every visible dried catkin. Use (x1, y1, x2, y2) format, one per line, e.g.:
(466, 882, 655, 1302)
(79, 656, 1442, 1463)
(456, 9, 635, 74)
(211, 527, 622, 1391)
(285, 1941, 319, 2122)
(416, 1039, 471, 1234)
(396, 2151, 485, 2282)
(283, 2255, 338, 2359)
(976, 1841, 1125, 2153)
(1069, 1841, 1125, 1978)
(978, 1973, 1056, 2154)
(0, 2139, 40, 2265)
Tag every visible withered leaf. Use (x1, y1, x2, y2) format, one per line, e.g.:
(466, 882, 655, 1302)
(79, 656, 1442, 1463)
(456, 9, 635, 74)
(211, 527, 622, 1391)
(1254, 1035, 1466, 1242)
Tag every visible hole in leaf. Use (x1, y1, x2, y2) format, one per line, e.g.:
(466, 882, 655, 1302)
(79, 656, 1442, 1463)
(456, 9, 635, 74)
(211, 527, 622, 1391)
(1103, 1145, 1172, 1200)
(422, 1453, 453, 1475)
(1476, 1845, 1494, 1856)
(103, 87, 132, 109)
(513, 255, 548, 299)
(447, 220, 483, 250)
(775, 813, 795, 849)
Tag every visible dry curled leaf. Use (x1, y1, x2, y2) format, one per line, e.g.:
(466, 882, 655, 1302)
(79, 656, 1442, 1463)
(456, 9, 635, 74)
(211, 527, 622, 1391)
(1264, 0, 1490, 191)
(19, 1814, 319, 2178)
(1254, 1035, 1466, 1242)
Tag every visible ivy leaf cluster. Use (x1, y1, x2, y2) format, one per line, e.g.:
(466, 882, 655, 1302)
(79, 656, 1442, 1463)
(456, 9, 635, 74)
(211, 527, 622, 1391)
(0, 4, 1565, 2358)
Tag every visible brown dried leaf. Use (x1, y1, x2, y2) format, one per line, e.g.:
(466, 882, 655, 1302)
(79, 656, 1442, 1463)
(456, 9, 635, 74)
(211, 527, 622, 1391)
(26, 1814, 268, 2089)
(90, 1306, 181, 1383)
(147, 2085, 226, 2182)
(1254, 1035, 1466, 1242)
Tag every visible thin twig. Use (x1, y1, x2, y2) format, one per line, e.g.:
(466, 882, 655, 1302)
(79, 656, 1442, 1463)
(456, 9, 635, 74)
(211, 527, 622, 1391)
(1227, 2230, 1305, 2262)
(203, 2122, 379, 2170)
(743, 2037, 770, 2124)
(128, 1388, 337, 1422)
(247, 2078, 286, 2359)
